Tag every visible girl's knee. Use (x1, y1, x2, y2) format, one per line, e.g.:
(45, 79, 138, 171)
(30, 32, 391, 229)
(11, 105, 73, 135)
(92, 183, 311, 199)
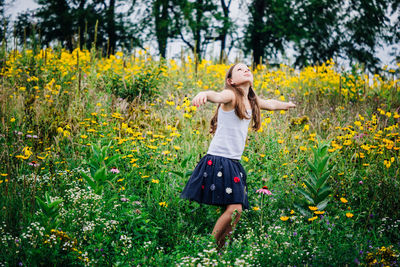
(226, 204, 243, 215)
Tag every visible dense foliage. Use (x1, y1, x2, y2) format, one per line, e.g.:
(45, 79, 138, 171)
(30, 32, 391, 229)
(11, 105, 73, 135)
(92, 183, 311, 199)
(0, 47, 399, 265)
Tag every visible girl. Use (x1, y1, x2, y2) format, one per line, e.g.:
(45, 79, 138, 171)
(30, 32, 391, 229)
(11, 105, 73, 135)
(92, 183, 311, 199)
(180, 63, 296, 249)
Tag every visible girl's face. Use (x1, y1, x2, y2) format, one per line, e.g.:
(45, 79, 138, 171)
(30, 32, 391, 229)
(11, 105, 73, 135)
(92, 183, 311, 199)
(229, 63, 253, 87)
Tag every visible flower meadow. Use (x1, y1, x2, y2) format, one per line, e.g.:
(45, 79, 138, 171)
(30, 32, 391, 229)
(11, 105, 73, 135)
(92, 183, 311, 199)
(1, 46, 400, 266)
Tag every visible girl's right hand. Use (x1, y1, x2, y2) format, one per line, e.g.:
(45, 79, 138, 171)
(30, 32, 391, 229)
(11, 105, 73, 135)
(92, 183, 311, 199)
(192, 92, 208, 107)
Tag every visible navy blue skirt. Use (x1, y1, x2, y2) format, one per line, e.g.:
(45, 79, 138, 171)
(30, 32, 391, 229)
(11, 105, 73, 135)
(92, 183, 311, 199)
(180, 154, 249, 210)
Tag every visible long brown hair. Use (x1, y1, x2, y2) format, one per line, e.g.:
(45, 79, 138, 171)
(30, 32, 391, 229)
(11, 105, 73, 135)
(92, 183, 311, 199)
(210, 63, 261, 134)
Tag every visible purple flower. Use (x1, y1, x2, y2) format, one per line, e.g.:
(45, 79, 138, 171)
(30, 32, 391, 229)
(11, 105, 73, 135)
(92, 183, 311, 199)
(354, 258, 360, 265)
(359, 180, 363, 184)
(26, 134, 32, 138)
(110, 167, 120, 174)
(293, 232, 297, 236)
(120, 198, 128, 202)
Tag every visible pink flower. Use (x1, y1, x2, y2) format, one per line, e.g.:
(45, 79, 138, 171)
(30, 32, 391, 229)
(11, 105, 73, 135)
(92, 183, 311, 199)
(234, 176, 240, 183)
(359, 180, 363, 184)
(28, 161, 39, 167)
(256, 186, 272, 195)
(207, 160, 212, 166)
(110, 167, 120, 174)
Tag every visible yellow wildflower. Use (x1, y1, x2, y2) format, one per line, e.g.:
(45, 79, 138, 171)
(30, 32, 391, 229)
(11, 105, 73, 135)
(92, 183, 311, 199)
(308, 216, 318, 221)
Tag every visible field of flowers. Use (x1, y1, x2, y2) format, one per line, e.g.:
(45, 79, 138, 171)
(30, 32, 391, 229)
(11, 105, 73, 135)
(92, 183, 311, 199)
(1, 46, 399, 266)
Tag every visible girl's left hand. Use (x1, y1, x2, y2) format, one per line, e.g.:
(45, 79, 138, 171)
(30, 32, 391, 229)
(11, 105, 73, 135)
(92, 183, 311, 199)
(286, 101, 296, 109)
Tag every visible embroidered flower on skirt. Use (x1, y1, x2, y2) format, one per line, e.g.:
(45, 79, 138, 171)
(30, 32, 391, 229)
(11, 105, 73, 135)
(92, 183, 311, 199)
(180, 154, 249, 210)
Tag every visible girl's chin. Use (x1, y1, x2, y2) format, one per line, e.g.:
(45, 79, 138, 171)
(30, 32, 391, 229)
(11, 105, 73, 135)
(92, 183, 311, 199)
(235, 80, 253, 86)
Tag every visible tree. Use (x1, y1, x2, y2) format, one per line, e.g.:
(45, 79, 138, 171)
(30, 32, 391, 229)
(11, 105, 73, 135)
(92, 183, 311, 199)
(0, 0, 8, 42)
(244, 0, 293, 67)
(244, 0, 395, 71)
(341, 0, 392, 72)
(32, 0, 141, 54)
(171, 0, 224, 61)
(14, 11, 37, 47)
(152, 0, 171, 58)
(36, 0, 75, 51)
(290, 0, 342, 67)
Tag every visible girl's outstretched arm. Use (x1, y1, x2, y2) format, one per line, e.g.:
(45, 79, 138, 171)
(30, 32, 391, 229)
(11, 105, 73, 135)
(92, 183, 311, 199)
(192, 90, 235, 107)
(257, 96, 296, 111)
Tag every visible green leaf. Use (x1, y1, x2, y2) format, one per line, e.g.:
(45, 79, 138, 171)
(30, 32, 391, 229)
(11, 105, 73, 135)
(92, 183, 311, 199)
(316, 198, 330, 210)
(294, 203, 311, 217)
(181, 154, 192, 168)
(93, 166, 106, 182)
(95, 185, 104, 195)
(316, 171, 330, 189)
(304, 180, 317, 196)
(320, 144, 328, 156)
(35, 196, 49, 213)
(92, 144, 100, 159)
(316, 186, 332, 203)
(306, 159, 317, 174)
(296, 188, 315, 204)
(105, 155, 119, 167)
(317, 155, 330, 174)
(81, 172, 96, 189)
(48, 199, 63, 209)
(309, 172, 318, 186)
(170, 170, 183, 178)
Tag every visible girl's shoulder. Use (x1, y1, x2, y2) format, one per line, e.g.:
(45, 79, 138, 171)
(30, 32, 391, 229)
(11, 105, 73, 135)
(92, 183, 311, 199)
(220, 89, 236, 98)
(219, 90, 236, 111)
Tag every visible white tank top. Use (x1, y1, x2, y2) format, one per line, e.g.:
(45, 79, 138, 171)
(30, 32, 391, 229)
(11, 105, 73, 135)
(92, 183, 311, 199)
(207, 106, 252, 160)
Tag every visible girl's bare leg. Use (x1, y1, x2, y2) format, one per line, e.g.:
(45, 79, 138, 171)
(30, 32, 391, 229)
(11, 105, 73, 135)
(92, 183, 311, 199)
(212, 204, 242, 249)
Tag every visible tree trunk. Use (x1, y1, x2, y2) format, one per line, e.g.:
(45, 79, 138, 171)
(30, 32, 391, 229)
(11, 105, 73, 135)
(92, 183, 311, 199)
(107, 0, 116, 56)
(219, 0, 230, 64)
(251, 0, 265, 68)
(154, 0, 169, 58)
